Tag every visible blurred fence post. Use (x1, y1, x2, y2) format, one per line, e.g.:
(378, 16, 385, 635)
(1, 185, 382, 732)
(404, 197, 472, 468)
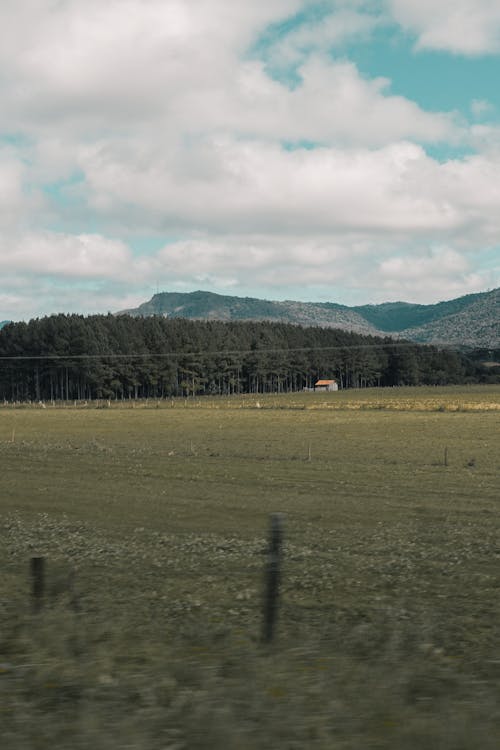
(262, 514, 284, 644)
(30, 557, 45, 613)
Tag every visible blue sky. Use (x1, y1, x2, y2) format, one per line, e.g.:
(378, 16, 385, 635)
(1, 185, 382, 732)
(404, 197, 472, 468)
(259, 5, 500, 116)
(0, 0, 499, 320)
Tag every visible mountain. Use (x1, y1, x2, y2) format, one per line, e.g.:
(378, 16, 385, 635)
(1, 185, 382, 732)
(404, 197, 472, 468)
(119, 288, 500, 348)
(0, 320, 11, 329)
(400, 289, 500, 348)
(119, 290, 379, 335)
(351, 290, 490, 332)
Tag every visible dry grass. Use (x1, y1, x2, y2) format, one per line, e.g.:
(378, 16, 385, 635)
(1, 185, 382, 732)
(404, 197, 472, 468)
(1, 385, 500, 748)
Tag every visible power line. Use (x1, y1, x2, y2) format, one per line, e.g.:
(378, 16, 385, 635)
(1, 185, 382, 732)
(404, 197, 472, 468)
(0, 341, 475, 362)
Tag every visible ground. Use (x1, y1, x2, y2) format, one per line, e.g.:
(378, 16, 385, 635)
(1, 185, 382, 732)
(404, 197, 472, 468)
(1, 386, 499, 748)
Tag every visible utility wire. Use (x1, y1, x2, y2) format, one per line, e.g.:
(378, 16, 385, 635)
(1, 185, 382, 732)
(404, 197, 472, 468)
(0, 341, 477, 362)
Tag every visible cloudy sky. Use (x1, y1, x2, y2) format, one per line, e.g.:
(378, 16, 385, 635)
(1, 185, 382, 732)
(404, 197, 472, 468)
(1, 0, 500, 319)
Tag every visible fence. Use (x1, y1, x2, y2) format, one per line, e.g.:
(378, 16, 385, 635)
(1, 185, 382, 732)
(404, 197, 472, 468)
(27, 514, 286, 645)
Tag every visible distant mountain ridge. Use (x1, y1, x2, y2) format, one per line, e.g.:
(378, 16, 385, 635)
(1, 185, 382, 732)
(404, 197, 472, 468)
(120, 288, 500, 347)
(0, 321, 11, 329)
(351, 291, 490, 332)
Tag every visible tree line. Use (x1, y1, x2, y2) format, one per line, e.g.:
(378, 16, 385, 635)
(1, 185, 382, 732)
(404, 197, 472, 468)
(0, 313, 492, 401)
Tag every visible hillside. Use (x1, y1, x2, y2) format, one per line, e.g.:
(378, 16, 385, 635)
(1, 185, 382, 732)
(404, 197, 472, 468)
(120, 288, 500, 348)
(0, 321, 11, 329)
(401, 288, 500, 347)
(351, 290, 490, 332)
(119, 290, 378, 336)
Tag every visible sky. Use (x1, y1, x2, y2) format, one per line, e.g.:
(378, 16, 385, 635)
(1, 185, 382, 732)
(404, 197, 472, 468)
(1, 0, 500, 320)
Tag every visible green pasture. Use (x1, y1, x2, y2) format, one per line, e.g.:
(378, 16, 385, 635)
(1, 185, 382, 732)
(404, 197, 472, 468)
(1, 386, 499, 748)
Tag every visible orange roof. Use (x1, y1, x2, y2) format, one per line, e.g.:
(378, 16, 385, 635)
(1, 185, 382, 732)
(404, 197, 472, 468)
(315, 379, 337, 385)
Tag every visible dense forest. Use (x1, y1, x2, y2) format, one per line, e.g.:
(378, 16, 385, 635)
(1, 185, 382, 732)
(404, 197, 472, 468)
(0, 314, 494, 401)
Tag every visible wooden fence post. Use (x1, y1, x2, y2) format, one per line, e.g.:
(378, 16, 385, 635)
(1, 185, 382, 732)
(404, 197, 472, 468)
(262, 514, 284, 644)
(30, 557, 45, 613)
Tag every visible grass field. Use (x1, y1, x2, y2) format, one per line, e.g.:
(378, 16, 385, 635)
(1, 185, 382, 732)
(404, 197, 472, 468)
(1, 386, 500, 748)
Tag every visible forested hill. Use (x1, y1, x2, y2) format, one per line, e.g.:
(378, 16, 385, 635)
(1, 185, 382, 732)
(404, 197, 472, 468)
(120, 290, 377, 336)
(120, 288, 500, 347)
(352, 290, 493, 331)
(0, 314, 493, 402)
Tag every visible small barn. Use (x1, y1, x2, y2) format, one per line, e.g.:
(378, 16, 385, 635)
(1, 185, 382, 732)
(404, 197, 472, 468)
(314, 379, 338, 392)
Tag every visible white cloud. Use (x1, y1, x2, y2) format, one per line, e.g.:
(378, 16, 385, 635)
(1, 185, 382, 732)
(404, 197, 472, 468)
(77, 137, 500, 240)
(0, 0, 302, 132)
(0, 232, 135, 281)
(0, 151, 32, 229)
(469, 123, 500, 155)
(0, 225, 496, 318)
(150, 235, 495, 305)
(262, 6, 379, 71)
(470, 99, 494, 119)
(375, 246, 491, 301)
(0, 1, 456, 148)
(388, 0, 500, 54)
(380, 246, 469, 283)
(3, 132, 498, 313)
(0, 277, 147, 320)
